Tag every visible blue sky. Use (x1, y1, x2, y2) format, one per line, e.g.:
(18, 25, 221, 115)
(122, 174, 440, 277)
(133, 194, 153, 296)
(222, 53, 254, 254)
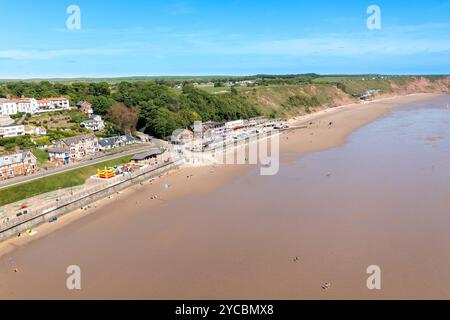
(1, 0, 450, 78)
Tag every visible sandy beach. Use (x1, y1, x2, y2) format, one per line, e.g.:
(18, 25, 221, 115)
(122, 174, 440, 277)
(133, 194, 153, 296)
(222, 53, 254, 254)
(282, 94, 443, 154)
(0, 92, 448, 300)
(1, 93, 439, 257)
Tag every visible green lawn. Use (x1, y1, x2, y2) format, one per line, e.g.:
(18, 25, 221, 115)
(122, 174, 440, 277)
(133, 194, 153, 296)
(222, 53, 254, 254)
(31, 148, 50, 165)
(0, 155, 133, 207)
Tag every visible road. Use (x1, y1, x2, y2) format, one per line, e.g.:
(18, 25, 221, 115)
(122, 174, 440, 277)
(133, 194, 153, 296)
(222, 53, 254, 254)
(0, 143, 164, 190)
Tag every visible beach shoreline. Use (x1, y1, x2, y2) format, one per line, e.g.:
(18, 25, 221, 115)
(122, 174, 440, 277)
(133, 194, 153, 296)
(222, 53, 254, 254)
(0, 92, 443, 259)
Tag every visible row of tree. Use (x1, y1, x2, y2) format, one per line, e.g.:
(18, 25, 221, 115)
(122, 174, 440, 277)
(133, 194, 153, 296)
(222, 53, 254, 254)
(0, 81, 260, 139)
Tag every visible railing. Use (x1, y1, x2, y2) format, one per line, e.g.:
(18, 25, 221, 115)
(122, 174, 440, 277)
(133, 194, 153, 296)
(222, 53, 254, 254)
(0, 157, 183, 234)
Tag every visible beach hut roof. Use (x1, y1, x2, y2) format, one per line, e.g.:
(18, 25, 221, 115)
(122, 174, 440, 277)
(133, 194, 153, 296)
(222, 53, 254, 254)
(131, 150, 163, 161)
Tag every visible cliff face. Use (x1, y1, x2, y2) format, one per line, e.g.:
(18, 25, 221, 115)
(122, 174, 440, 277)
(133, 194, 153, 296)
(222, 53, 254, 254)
(389, 76, 450, 95)
(242, 76, 450, 117)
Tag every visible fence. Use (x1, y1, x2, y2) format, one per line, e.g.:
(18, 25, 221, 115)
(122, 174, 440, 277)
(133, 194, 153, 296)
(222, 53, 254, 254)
(0, 157, 184, 241)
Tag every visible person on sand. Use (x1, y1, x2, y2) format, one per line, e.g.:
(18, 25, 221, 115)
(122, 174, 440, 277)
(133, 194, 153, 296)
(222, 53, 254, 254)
(322, 282, 332, 290)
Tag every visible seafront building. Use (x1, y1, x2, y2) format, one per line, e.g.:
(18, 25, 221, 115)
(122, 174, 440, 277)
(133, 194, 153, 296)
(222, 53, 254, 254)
(0, 151, 37, 180)
(131, 150, 164, 165)
(48, 134, 99, 165)
(98, 135, 138, 151)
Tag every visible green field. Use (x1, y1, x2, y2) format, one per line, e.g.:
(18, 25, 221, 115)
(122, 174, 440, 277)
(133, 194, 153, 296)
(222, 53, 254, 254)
(0, 155, 134, 207)
(171, 85, 252, 95)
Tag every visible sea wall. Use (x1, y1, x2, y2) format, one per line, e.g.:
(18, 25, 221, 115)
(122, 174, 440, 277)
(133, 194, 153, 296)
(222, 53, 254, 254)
(0, 159, 184, 242)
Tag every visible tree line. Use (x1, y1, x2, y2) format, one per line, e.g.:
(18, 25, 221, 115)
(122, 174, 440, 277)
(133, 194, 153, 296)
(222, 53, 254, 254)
(0, 81, 260, 139)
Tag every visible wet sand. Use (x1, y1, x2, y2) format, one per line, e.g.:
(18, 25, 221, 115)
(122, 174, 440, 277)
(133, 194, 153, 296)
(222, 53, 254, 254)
(0, 93, 449, 300)
(282, 94, 443, 154)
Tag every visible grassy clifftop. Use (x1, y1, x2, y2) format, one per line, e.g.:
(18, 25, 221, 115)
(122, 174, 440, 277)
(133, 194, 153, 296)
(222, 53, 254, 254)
(1, 75, 448, 139)
(234, 76, 450, 117)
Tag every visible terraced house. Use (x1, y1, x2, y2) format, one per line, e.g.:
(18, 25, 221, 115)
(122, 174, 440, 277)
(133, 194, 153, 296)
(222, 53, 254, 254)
(48, 134, 99, 165)
(0, 151, 37, 180)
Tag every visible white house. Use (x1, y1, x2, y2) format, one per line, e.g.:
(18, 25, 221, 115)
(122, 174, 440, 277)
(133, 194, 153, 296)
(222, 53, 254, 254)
(80, 115, 105, 132)
(36, 98, 70, 112)
(0, 99, 18, 116)
(15, 98, 38, 114)
(0, 124, 25, 138)
(1, 97, 70, 115)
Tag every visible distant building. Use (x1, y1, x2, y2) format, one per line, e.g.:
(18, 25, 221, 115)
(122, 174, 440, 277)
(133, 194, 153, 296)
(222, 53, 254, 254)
(248, 116, 268, 126)
(171, 129, 194, 145)
(80, 115, 105, 132)
(360, 89, 381, 100)
(225, 120, 245, 131)
(49, 134, 99, 164)
(191, 121, 226, 140)
(134, 132, 152, 143)
(98, 135, 138, 151)
(0, 151, 37, 180)
(36, 98, 70, 112)
(76, 101, 94, 115)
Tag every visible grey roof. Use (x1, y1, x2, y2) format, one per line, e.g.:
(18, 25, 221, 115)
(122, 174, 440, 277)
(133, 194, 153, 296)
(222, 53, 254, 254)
(48, 148, 69, 154)
(0, 151, 36, 167)
(119, 135, 136, 143)
(131, 150, 163, 161)
(81, 120, 99, 125)
(61, 134, 97, 146)
(98, 137, 116, 148)
(98, 135, 137, 148)
(76, 100, 92, 107)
